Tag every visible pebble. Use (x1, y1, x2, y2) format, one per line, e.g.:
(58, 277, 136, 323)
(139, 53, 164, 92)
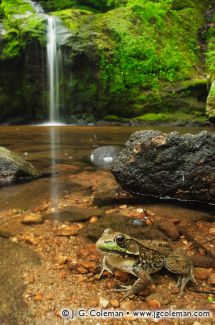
(119, 204, 127, 209)
(110, 299, 120, 308)
(209, 228, 215, 236)
(55, 225, 80, 236)
(89, 216, 98, 223)
(99, 297, 110, 308)
(136, 208, 144, 213)
(194, 268, 212, 280)
(21, 213, 43, 225)
(27, 275, 35, 284)
(146, 294, 162, 309)
(34, 293, 43, 301)
(79, 261, 97, 273)
(21, 234, 38, 245)
(208, 273, 215, 285)
(45, 294, 54, 300)
(76, 275, 86, 283)
(57, 255, 67, 265)
(77, 266, 88, 274)
(10, 236, 18, 243)
(120, 300, 137, 311)
(146, 298, 161, 309)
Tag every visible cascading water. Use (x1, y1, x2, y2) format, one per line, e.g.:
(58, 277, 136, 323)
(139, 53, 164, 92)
(46, 16, 63, 124)
(26, 0, 64, 124)
(26, 0, 64, 214)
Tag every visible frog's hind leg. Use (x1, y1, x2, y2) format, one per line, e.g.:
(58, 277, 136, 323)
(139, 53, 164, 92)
(111, 266, 152, 301)
(164, 249, 197, 296)
(179, 266, 197, 296)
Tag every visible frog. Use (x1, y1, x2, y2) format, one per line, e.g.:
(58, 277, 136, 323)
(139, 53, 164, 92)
(96, 228, 197, 299)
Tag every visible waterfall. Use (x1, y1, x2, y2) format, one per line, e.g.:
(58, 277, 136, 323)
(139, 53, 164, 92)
(47, 16, 63, 124)
(26, 0, 64, 124)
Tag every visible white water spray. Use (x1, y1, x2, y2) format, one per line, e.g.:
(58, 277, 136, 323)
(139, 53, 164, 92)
(26, 0, 64, 124)
(47, 16, 63, 124)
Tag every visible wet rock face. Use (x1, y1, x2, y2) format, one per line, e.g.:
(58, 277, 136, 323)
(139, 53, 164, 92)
(0, 146, 40, 185)
(112, 130, 215, 204)
(206, 80, 215, 120)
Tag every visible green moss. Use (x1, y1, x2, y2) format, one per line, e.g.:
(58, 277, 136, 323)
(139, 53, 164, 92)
(94, 2, 204, 102)
(0, 0, 46, 59)
(206, 14, 215, 78)
(53, 9, 92, 32)
(37, 0, 126, 12)
(133, 111, 207, 123)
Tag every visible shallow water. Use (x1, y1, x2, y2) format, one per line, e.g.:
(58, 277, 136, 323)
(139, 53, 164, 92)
(0, 125, 215, 216)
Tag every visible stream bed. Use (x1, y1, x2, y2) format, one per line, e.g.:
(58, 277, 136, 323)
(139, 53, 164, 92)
(0, 125, 215, 325)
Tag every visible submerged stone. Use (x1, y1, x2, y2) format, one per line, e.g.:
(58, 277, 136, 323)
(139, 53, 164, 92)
(90, 146, 122, 169)
(112, 130, 215, 204)
(0, 146, 40, 185)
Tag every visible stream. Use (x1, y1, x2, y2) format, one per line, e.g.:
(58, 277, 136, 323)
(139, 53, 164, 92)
(0, 125, 215, 324)
(1, 125, 215, 214)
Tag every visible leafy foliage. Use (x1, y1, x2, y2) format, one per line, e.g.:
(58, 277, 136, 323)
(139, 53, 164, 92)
(206, 14, 215, 78)
(0, 0, 46, 59)
(97, 1, 203, 100)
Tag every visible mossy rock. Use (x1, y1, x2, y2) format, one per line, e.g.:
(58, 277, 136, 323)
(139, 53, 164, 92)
(0, 0, 47, 59)
(0, 146, 40, 185)
(206, 80, 215, 120)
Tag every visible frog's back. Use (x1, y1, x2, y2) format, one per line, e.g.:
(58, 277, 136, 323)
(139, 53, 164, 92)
(139, 240, 173, 257)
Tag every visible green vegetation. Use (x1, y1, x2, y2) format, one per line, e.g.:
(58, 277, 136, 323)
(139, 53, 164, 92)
(37, 0, 127, 12)
(0, 0, 46, 59)
(98, 1, 203, 99)
(54, 0, 207, 119)
(206, 15, 215, 78)
(0, 0, 214, 122)
(132, 112, 207, 123)
(53, 9, 92, 31)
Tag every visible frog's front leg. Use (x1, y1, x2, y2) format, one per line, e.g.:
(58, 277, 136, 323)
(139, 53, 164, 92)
(99, 256, 114, 278)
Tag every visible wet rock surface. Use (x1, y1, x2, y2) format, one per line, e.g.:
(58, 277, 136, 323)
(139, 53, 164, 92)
(0, 146, 40, 186)
(0, 237, 41, 325)
(112, 130, 215, 204)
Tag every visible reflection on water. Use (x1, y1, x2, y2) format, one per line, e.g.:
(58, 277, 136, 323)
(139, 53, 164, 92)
(50, 127, 60, 215)
(0, 125, 215, 215)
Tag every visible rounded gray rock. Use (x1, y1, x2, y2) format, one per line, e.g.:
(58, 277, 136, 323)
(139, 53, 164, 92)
(0, 146, 40, 185)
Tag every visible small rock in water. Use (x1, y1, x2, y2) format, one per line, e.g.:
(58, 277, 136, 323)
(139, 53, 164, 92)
(129, 219, 145, 227)
(55, 224, 82, 237)
(90, 146, 122, 169)
(194, 267, 212, 280)
(209, 228, 215, 236)
(208, 273, 215, 285)
(90, 216, 98, 224)
(21, 213, 44, 225)
(99, 297, 110, 308)
(110, 299, 120, 308)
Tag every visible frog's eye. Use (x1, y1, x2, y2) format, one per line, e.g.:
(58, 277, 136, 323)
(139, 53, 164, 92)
(115, 234, 126, 247)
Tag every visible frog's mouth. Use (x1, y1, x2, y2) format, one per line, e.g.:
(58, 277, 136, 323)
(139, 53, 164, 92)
(99, 247, 138, 259)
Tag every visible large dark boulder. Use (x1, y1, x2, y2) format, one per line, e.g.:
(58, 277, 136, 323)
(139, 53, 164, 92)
(0, 146, 40, 185)
(112, 130, 215, 204)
